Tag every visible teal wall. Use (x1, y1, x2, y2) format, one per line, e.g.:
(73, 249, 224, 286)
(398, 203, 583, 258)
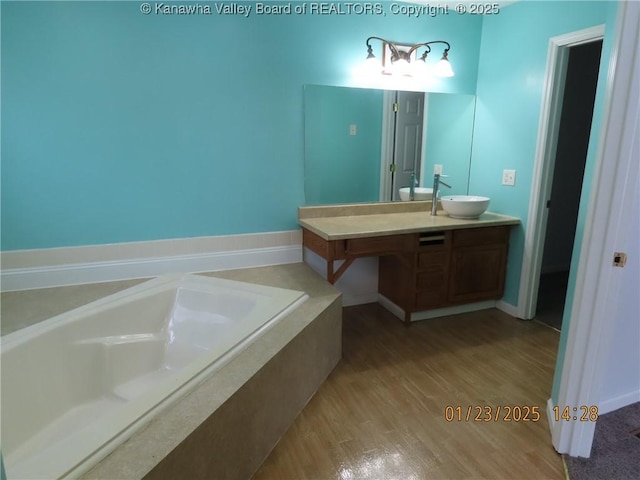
(304, 85, 383, 205)
(1, 1, 481, 250)
(470, 0, 617, 306)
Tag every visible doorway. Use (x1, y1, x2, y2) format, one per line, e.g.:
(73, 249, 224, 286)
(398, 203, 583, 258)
(380, 90, 426, 201)
(517, 25, 605, 322)
(535, 39, 603, 330)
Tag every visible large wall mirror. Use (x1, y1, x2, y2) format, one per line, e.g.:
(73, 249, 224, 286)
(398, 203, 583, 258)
(304, 84, 476, 205)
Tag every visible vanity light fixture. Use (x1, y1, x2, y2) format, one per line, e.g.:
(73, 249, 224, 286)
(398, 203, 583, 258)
(365, 36, 454, 78)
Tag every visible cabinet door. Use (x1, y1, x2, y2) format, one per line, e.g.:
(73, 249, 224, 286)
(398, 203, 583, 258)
(448, 244, 507, 303)
(415, 265, 449, 309)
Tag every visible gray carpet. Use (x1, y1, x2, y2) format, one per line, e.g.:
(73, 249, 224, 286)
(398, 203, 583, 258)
(563, 402, 640, 479)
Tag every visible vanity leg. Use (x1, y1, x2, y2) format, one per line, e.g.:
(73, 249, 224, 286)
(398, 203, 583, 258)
(326, 260, 334, 284)
(327, 258, 355, 284)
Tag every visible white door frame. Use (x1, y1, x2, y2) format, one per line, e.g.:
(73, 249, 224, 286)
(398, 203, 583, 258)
(517, 25, 605, 320)
(380, 91, 396, 202)
(548, 0, 640, 457)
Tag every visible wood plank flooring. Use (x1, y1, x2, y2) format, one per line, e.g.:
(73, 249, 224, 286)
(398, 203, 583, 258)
(252, 304, 564, 480)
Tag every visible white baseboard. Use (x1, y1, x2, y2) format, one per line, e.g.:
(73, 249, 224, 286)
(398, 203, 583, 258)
(1, 231, 302, 292)
(378, 294, 497, 321)
(409, 300, 497, 321)
(598, 390, 640, 414)
(495, 300, 519, 318)
(377, 295, 406, 320)
(342, 292, 379, 307)
(547, 391, 640, 454)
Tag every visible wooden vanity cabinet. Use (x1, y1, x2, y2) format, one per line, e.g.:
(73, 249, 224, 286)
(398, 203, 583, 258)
(303, 224, 511, 322)
(379, 225, 510, 321)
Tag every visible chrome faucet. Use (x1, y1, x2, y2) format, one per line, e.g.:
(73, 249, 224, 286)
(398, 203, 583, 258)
(409, 171, 419, 200)
(431, 173, 451, 215)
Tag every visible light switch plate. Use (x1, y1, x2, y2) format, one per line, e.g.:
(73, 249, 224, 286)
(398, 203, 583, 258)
(434, 164, 443, 175)
(349, 124, 357, 136)
(502, 169, 516, 186)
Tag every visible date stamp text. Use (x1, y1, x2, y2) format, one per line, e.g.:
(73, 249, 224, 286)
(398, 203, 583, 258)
(445, 405, 541, 422)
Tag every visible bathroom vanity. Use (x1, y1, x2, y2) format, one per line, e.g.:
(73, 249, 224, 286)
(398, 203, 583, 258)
(299, 201, 519, 323)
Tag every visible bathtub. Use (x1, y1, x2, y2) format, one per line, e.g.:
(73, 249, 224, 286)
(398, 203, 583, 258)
(1, 273, 308, 480)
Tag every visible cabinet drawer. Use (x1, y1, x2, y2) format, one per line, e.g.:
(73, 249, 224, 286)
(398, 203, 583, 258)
(345, 234, 417, 256)
(453, 226, 509, 247)
(416, 266, 446, 289)
(418, 251, 447, 269)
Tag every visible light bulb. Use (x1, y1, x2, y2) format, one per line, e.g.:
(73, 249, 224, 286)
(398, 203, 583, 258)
(392, 58, 411, 76)
(412, 59, 431, 78)
(365, 55, 382, 73)
(435, 57, 454, 77)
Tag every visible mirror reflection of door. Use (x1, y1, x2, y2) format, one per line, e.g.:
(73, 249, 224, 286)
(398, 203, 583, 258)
(302, 85, 475, 206)
(383, 91, 425, 201)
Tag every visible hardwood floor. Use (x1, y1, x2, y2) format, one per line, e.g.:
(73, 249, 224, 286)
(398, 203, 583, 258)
(252, 304, 565, 480)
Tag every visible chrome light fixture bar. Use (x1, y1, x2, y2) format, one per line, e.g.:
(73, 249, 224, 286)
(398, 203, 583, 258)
(365, 36, 454, 77)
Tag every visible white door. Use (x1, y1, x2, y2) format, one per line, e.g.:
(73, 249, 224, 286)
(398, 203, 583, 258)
(391, 91, 425, 201)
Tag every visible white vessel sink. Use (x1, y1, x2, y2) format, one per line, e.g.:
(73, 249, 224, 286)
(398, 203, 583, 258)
(399, 187, 433, 201)
(441, 195, 490, 219)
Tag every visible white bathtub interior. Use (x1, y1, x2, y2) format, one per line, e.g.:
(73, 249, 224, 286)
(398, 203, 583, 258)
(1, 273, 308, 480)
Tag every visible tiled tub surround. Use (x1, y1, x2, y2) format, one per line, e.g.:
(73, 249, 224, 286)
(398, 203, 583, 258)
(0, 264, 342, 480)
(2, 274, 308, 479)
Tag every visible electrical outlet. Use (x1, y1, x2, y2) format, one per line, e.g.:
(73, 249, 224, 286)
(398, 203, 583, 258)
(434, 164, 443, 175)
(349, 124, 357, 136)
(502, 169, 516, 186)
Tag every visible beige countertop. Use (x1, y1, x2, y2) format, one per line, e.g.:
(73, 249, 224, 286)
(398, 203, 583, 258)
(298, 202, 520, 240)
